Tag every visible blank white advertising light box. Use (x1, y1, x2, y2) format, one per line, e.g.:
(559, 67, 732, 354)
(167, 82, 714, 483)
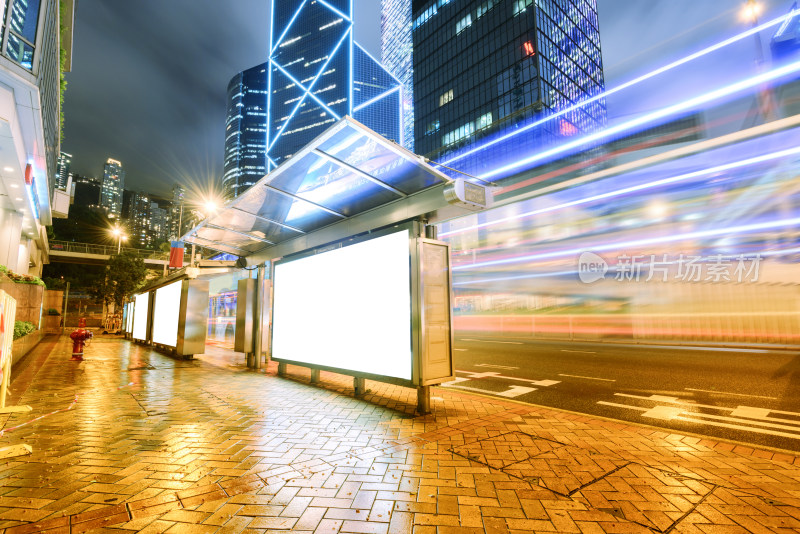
(272, 229, 412, 380)
(152, 281, 182, 347)
(132, 292, 150, 341)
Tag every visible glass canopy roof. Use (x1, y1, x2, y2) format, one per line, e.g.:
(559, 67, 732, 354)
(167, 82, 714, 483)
(184, 117, 452, 257)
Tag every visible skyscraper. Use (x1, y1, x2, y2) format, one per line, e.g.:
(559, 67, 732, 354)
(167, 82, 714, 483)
(100, 158, 125, 218)
(56, 151, 72, 190)
(169, 184, 186, 238)
(149, 201, 168, 245)
(223, 64, 268, 199)
(267, 0, 403, 169)
(409, 0, 606, 175)
(128, 191, 151, 248)
(381, 0, 414, 151)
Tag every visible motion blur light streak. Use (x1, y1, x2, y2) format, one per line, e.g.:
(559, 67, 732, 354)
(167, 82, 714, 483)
(440, 145, 800, 238)
(480, 59, 800, 181)
(453, 216, 800, 271)
(440, 8, 800, 169)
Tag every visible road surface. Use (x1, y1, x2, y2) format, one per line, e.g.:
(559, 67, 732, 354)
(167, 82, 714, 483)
(443, 334, 800, 451)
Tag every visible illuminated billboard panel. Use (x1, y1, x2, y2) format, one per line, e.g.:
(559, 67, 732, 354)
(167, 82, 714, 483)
(127, 302, 134, 332)
(272, 229, 412, 380)
(152, 281, 182, 347)
(132, 292, 150, 341)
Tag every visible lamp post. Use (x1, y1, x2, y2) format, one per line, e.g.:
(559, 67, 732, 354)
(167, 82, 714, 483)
(742, 0, 776, 121)
(111, 226, 127, 254)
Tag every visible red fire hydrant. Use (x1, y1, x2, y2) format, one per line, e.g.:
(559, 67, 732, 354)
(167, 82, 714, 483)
(70, 318, 93, 361)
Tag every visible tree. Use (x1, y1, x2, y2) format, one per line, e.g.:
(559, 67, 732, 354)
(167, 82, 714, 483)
(92, 252, 148, 310)
(42, 262, 104, 291)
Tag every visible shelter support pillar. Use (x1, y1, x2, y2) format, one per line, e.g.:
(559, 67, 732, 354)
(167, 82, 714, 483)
(253, 263, 266, 369)
(417, 386, 431, 415)
(278, 362, 287, 376)
(310, 369, 320, 384)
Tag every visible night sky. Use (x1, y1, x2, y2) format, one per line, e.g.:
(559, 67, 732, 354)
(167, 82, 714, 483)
(62, 0, 786, 199)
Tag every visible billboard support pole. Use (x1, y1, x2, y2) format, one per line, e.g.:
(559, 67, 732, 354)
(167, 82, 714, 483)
(417, 386, 431, 415)
(354, 377, 366, 397)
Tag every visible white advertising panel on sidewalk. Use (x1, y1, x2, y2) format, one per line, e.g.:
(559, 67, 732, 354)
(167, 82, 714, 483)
(272, 229, 413, 380)
(152, 281, 182, 347)
(132, 292, 150, 341)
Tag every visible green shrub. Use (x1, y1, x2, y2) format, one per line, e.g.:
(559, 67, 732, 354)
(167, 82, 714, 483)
(0, 265, 45, 287)
(47, 308, 61, 316)
(13, 321, 35, 340)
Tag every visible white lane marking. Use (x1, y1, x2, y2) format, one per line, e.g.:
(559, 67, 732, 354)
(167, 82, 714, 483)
(455, 371, 501, 379)
(638, 344, 771, 353)
(497, 386, 537, 398)
(686, 388, 778, 400)
(474, 363, 519, 370)
(597, 401, 648, 411)
(601, 395, 800, 439)
(560, 349, 597, 354)
(642, 406, 683, 420)
(676, 414, 800, 439)
(690, 411, 800, 431)
(459, 338, 524, 345)
(454, 348, 468, 351)
(442, 382, 537, 398)
(456, 370, 560, 387)
(559, 373, 615, 382)
(730, 406, 770, 418)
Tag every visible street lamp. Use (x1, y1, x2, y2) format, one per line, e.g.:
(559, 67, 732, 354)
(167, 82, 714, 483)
(111, 226, 128, 254)
(203, 200, 218, 217)
(741, 0, 776, 121)
(741, 0, 761, 23)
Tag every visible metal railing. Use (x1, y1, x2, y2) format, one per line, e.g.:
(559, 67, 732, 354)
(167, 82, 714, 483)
(49, 240, 191, 261)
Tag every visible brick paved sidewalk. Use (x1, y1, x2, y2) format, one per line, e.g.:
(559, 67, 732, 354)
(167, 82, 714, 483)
(1, 335, 800, 533)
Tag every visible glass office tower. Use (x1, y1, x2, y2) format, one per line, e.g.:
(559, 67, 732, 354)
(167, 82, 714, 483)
(411, 0, 606, 176)
(268, 0, 402, 169)
(381, 0, 415, 151)
(223, 63, 268, 199)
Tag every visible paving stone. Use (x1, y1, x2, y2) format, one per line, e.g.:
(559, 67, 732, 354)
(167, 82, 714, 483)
(1, 336, 799, 534)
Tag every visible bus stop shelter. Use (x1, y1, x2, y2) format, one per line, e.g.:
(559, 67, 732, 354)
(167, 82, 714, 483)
(182, 117, 492, 412)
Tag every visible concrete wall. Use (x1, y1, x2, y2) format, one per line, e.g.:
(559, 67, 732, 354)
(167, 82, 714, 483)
(0, 280, 44, 328)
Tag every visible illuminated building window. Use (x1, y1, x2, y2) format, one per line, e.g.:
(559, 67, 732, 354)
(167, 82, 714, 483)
(513, 0, 533, 15)
(523, 40, 535, 56)
(426, 120, 440, 134)
(456, 14, 472, 34)
(439, 89, 454, 106)
(475, 0, 495, 18)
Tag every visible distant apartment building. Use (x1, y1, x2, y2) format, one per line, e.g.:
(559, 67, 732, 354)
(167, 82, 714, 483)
(150, 201, 168, 245)
(100, 158, 125, 219)
(128, 192, 151, 248)
(0, 0, 74, 275)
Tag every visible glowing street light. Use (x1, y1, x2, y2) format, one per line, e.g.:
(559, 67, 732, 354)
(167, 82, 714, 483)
(203, 200, 218, 216)
(110, 225, 128, 254)
(741, 0, 761, 23)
